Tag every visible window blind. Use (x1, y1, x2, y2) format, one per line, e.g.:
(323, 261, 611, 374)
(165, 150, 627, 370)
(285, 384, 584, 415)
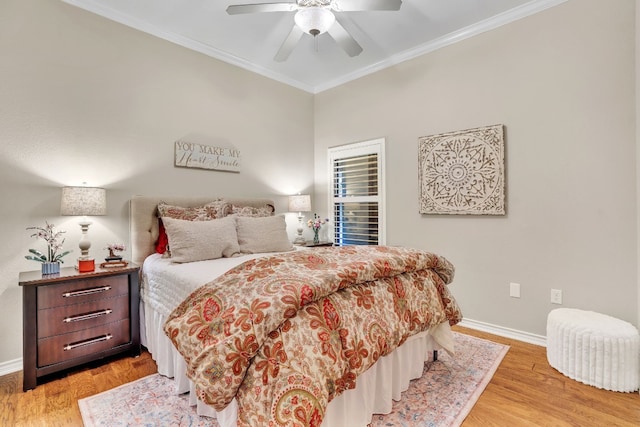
(328, 139, 385, 246)
(332, 202, 379, 245)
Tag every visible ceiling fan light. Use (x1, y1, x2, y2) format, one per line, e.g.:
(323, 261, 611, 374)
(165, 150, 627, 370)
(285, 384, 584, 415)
(294, 7, 335, 36)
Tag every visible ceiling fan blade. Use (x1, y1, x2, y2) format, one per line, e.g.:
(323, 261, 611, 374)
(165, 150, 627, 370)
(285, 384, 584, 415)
(333, 0, 402, 12)
(274, 25, 304, 62)
(327, 20, 363, 57)
(226, 2, 297, 15)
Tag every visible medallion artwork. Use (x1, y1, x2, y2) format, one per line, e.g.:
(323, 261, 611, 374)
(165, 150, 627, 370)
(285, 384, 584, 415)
(418, 124, 505, 215)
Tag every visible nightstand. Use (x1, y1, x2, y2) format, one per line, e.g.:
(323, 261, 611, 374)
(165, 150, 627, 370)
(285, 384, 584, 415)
(19, 263, 140, 391)
(304, 241, 334, 247)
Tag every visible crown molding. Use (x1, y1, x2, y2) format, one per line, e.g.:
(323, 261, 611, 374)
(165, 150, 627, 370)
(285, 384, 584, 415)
(61, 0, 316, 93)
(63, 0, 567, 94)
(314, 0, 568, 93)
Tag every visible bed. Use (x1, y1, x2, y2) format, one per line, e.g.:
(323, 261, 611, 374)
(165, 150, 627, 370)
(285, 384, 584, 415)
(130, 195, 463, 427)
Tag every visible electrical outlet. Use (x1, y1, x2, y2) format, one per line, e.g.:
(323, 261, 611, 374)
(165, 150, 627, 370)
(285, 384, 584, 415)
(509, 282, 521, 298)
(551, 289, 562, 304)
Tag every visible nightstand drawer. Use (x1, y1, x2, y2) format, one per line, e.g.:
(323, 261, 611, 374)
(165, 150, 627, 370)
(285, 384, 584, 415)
(37, 275, 128, 309)
(37, 294, 130, 338)
(37, 318, 130, 367)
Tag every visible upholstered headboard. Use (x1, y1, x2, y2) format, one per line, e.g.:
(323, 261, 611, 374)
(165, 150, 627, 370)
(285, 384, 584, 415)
(129, 196, 275, 266)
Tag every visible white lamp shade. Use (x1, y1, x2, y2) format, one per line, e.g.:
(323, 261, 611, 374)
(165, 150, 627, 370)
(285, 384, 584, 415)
(294, 7, 335, 36)
(288, 194, 311, 212)
(60, 186, 107, 216)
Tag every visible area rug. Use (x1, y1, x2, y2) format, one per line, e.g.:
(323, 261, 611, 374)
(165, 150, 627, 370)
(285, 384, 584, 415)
(79, 332, 508, 427)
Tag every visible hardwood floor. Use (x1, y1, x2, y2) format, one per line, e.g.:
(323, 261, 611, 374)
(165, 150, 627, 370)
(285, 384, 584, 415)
(456, 326, 640, 427)
(1, 326, 638, 426)
(0, 351, 157, 427)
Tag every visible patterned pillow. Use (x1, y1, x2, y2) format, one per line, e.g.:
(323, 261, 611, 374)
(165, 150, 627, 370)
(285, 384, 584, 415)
(158, 200, 231, 221)
(155, 200, 232, 254)
(231, 204, 274, 217)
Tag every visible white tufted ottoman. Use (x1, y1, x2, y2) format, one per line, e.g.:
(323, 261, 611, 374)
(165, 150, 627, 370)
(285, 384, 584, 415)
(546, 308, 639, 392)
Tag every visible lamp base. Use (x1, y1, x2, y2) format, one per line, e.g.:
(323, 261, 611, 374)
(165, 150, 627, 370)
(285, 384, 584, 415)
(77, 258, 95, 272)
(293, 214, 306, 245)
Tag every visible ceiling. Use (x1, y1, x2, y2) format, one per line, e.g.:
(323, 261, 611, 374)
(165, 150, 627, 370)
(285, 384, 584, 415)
(62, 0, 565, 93)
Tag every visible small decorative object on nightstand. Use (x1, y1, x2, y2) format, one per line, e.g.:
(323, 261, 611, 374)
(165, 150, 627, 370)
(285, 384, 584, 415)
(100, 260, 129, 268)
(102, 244, 128, 268)
(24, 221, 72, 276)
(19, 263, 140, 391)
(307, 213, 329, 244)
(105, 243, 125, 261)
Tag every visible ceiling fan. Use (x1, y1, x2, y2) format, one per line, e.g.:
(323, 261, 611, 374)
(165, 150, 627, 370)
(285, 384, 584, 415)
(226, 0, 403, 61)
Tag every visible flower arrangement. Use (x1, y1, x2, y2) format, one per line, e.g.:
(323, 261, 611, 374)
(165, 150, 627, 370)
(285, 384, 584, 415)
(25, 222, 71, 264)
(307, 213, 328, 231)
(307, 214, 329, 243)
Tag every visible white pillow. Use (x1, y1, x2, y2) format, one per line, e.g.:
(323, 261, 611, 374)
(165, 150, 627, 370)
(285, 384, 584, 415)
(236, 215, 294, 254)
(162, 216, 240, 263)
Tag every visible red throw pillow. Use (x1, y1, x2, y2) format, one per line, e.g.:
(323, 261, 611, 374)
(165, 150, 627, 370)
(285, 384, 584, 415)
(155, 218, 169, 254)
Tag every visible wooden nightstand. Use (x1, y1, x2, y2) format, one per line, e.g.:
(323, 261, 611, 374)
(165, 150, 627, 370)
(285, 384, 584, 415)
(19, 263, 140, 391)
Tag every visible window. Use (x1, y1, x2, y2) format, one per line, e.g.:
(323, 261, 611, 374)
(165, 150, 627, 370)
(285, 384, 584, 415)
(328, 138, 385, 246)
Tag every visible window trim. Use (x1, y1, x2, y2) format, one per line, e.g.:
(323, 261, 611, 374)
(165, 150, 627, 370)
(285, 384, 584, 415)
(328, 137, 386, 245)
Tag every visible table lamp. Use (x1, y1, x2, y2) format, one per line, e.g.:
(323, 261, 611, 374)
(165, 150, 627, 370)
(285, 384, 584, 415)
(288, 194, 311, 245)
(60, 186, 106, 272)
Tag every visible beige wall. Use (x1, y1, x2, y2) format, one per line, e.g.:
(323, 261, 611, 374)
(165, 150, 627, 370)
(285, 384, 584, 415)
(0, 0, 314, 363)
(314, 0, 637, 336)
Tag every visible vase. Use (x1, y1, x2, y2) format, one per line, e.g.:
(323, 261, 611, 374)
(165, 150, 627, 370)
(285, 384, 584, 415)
(313, 228, 320, 244)
(41, 262, 60, 275)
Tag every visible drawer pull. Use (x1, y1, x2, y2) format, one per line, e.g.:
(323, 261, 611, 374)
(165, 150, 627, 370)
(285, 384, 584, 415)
(63, 309, 113, 323)
(63, 334, 112, 351)
(62, 286, 111, 298)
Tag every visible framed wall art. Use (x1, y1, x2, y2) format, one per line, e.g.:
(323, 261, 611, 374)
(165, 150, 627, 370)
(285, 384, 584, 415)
(418, 124, 505, 215)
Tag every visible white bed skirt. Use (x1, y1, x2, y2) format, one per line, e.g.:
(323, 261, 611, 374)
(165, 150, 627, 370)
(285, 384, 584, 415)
(141, 301, 454, 427)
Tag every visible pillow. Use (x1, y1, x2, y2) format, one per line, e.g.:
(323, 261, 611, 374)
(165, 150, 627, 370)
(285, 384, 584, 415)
(155, 219, 169, 254)
(155, 200, 232, 254)
(236, 215, 294, 254)
(231, 204, 274, 217)
(162, 216, 240, 263)
(158, 200, 231, 221)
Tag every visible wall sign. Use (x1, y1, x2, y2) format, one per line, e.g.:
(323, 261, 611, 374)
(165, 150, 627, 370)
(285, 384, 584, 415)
(174, 140, 241, 173)
(418, 124, 505, 215)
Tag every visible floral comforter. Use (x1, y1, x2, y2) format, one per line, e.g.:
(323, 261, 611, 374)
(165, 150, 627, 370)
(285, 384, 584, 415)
(164, 245, 462, 427)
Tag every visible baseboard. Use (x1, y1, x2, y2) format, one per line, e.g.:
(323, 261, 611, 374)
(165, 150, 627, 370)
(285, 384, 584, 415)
(459, 318, 547, 347)
(0, 357, 22, 377)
